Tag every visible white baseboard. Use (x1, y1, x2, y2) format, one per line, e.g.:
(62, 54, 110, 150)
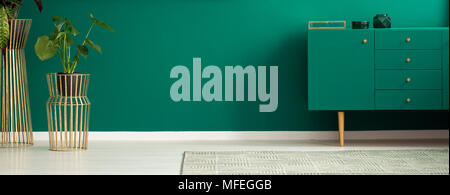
(32, 130, 449, 141)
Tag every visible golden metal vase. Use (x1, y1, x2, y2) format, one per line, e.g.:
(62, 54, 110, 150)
(46, 73, 91, 151)
(1, 19, 33, 148)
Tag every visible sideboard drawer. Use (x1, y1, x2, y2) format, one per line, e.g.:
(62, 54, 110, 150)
(375, 30, 442, 50)
(376, 50, 442, 70)
(376, 70, 442, 90)
(376, 90, 442, 110)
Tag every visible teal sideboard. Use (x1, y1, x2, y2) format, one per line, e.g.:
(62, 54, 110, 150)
(308, 27, 450, 146)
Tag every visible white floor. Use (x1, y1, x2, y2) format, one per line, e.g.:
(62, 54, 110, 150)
(1, 139, 448, 175)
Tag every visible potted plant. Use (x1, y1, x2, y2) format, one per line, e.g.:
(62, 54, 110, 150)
(1, 0, 42, 49)
(35, 14, 113, 151)
(0, 0, 42, 147)
(35, 14, 114, 96)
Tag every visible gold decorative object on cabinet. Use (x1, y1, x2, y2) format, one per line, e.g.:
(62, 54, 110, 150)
(46, 73, 91, 151)
(1, 19, 33, 148)
(308, 21, 346, 29)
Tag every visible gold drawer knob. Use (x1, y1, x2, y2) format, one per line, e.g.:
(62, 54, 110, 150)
(363, 39, 368, 44)
(406, 98, 411, 103)
(406, 37, 411, 43)
(406, 78, 412, 83)
(406, 58, 411, 63)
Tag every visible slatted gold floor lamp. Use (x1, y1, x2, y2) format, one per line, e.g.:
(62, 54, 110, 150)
(1, 19, 33, 148)
(46, 73, 91, 151)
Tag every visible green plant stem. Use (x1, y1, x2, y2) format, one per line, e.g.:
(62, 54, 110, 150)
(83, 23, 94, 45)
(67, 41, 71, 71)
(63, 32, 67, 71)
(58, 50, 67, 73)
(70, 23, 94, 73)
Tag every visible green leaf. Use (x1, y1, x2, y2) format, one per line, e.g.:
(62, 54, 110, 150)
(10, 0, 24, 7)
(55, 32, 66, 40)
(52, 16, 64, 25)
(5, 6, 17, 19)
(11, 0, 23, 7)
(85, 39, 102, 53)
(52, 16, 79, 36)
(65, 20, 80, 36)
(89, 13, 115, 32)
(52, 16, 69, 32)
(49, 28, 59, 40)
(77, 45, 89, 58)
(69, 54, 80, 73)
(54, 32, 66, 45)
(65, 35, 74, 45)
(34, 36, 58, 61)
(0, 7, 10, 50)
(52, 32, 73, 46)
(53, 17, 64, 29)
(72, 54, 80, 66)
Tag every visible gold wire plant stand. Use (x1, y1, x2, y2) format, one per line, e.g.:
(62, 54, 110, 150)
(46, 73, 91, 151)
(1, 19, 33, 148)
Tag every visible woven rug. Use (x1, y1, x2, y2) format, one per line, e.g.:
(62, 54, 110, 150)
(181, 150, 449, 175)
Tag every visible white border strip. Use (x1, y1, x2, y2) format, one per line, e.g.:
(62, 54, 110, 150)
(33, 130, 449, 141)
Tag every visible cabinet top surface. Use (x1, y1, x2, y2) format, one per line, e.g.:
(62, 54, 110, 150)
(308, 27, 449, 31)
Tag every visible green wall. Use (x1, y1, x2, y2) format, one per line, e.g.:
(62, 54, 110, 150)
(19, 0, 448, 131)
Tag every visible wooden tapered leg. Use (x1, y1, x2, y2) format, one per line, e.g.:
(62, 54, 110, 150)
(338, 112, 345, 147)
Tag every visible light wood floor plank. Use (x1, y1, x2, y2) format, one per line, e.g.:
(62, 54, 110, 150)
(0, 139, 448, 175)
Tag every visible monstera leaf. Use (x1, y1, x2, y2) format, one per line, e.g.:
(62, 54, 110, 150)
(85, 38, 102, 53)
(0, 7, 9, 50)
(89, 14, 115, 32)
(77, 44, 88, 58)
(35, 13, 113, 73)
(35, 35, 58, 61)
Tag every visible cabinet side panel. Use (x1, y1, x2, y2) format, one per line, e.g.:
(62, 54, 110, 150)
(443, 30, 449, 110)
